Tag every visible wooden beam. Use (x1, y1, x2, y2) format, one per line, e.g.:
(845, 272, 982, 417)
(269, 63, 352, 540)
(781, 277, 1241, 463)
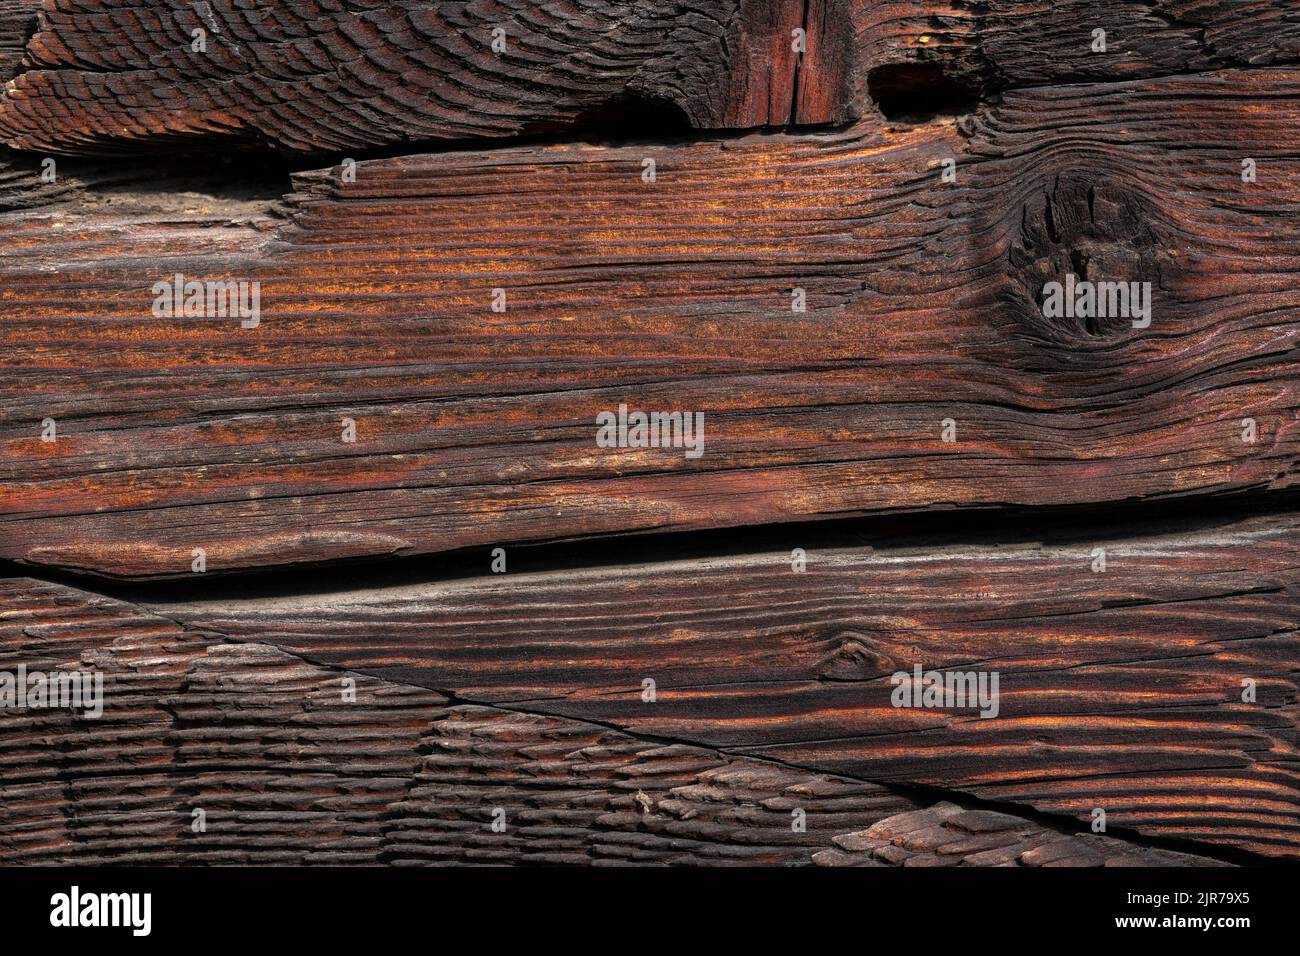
(0, 575, 1237, 865)
(3, 69, 1299, 577)
(0, 0, 856, 155)
(144, 511, 1300, 860)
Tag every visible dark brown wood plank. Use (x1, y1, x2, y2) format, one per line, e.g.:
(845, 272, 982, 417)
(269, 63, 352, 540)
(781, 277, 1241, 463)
(0, 577, 914, 865)
(856, 0, 1300, 95)
(144, 511, 1300, 860)
(0, 575, 1234, 865)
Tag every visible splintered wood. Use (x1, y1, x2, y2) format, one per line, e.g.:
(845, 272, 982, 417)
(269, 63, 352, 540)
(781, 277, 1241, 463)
(0, 0, 1297, 867)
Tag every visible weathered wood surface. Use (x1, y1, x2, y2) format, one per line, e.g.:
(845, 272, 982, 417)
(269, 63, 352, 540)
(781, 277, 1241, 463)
(813, 801, 1231, 868)
(6, 66, 1300, 577)
(142, 512, 1300, 861)
(7, 0, 1300, 156)
(0, 0, 855, 154)
(2, 0, 1300, 869)
(0, 577, 1234, 865)
(0, 1, 35, 83)
(857, 0, 1300, 92)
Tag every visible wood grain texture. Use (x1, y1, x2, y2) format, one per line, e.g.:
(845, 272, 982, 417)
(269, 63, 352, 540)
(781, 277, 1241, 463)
(7, 0, 1300, 156)
(0, 0, 855, 155)
(143, 511, 1300, 860)
(813, 801, 1231, 867)
(855, 0, 1300, 92)
(4, 0, 1300, 871)
(0, 0, 36, 83)
(3, 68, 1300, 577)
(0, 576, 1234, 865)
(1, 577, 910, 865)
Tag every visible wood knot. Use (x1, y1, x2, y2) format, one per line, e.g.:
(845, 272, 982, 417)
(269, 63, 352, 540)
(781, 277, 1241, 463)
(1009, 174, 1161, 340)
(816, 631, 897, 681)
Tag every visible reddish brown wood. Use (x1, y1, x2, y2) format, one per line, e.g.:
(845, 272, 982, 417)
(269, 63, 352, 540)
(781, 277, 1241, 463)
(4, 68, 1300, 577)
(0, 0, 856, 155)
(7, 0, 1300, 156)
(2, 0, 1299, 872)
(0, 576, 916, 865)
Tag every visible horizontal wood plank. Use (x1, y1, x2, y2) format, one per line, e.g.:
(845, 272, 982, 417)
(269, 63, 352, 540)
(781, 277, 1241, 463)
(0, 575, 1237, 865)
(3, 69, 1300, 577)
(7, 1, 1300, 155)
(145, 511, 1300, 860)
(855, 0, 1300, 92)
(0, 0, 855, 155)
(813, 801, 1231, 867)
